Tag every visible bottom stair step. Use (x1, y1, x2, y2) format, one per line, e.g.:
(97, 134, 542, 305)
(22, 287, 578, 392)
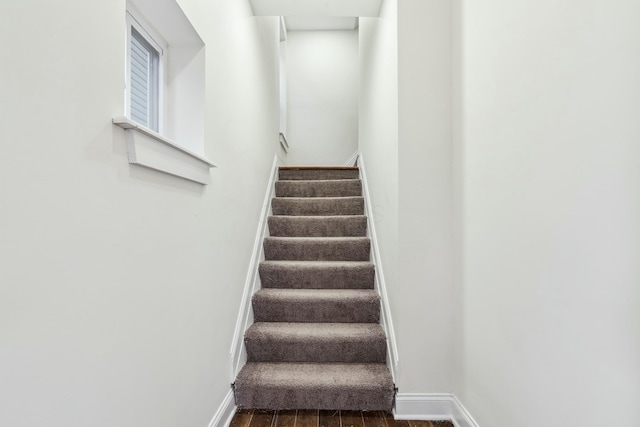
(234, 362, 394, 411)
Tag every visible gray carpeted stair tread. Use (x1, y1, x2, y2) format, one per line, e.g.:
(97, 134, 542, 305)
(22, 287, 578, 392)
(264, 237, 371, 261)
(272, 197, 364, 216)
(234, 362, 394, 411)
(279, 167, 360, 181)
(268, 215, 367, 237)
(245, 322, 387, 363)
(275, 180, 362, 197)
(252, 289, 380, 323)
(259, 260, 375, 289)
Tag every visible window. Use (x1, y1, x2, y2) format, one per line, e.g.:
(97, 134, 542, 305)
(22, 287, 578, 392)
(125, 10, 166, 132)
(130, 27, 159, 130)
(114, 1, 213, 184)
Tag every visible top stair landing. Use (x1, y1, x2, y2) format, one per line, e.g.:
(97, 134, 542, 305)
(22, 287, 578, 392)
(279, 166, 359, 181)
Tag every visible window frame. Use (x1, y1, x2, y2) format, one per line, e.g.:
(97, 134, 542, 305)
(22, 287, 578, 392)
(125, 8, 167, 133)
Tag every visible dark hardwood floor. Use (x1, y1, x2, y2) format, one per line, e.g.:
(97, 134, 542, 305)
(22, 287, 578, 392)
(229, 410, 454, 427)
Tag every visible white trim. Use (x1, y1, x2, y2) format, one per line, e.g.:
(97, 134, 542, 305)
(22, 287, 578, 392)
(125, 6, 167, 133)
(357, 153, 399, 382)
(113, 117, 216, 184)
(342, 151, 359, 167)
(394, 393, 453, 421)
(113, 117, 215, 166)
(229, 155, 281, 380)
(207, 389, 237, 427)
(393, 394, 480, 427)
(452, 395, 481, 427)
(126, 7, 167, 55)
(279, 16, 288, 42)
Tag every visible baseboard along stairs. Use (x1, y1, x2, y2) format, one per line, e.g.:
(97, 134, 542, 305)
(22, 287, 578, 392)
(233, 166, 395, 411)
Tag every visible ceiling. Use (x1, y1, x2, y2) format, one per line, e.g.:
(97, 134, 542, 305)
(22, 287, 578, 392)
(250, 0, 382, 31)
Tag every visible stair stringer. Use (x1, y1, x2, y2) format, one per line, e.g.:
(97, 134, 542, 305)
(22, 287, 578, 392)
(229, 154, 281, 381)
(348, 152, 400, 383)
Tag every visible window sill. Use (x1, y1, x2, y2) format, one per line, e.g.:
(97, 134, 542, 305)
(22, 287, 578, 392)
(113, 117, 216, 185)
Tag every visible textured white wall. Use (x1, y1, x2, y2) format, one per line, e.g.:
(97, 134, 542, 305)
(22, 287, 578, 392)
(286, 30, 359, 165)
(0, 0, 281, 426)
(454, 0, 640, 426)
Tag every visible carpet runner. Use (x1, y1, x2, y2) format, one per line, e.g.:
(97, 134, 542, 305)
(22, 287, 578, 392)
(233, 166, 394, 411)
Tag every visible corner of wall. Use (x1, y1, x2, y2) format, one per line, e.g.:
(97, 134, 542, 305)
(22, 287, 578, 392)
(207, 389, 236, 427)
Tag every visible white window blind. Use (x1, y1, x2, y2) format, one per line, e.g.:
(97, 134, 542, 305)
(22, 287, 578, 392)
(130, 27, 159, 131)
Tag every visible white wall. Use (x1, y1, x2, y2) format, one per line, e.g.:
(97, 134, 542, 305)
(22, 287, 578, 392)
(454, 0, 640, 426)
(166, 44, 206, 154)
(360, 0, 455, 394)
(359, 0, 399, 379)
(396, 0, 454, 393)
(0, 1, 281, 426)
(279, 39, 287, 137)
(286, 30, 359, 165)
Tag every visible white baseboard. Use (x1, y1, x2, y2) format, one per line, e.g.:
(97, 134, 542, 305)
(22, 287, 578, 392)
(358, 154, 399, 382)
(451, 395, 480, 427)
(207, 389, 237, 427)
(229, 155, 280, 380)
(207, 391, 478, 427)
(394, 394, 479, 427)
(343, 151, 359, 166)
(394, 393, 454, 421)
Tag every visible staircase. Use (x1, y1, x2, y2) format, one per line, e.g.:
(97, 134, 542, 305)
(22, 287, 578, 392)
(234, 166, 394, 411)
